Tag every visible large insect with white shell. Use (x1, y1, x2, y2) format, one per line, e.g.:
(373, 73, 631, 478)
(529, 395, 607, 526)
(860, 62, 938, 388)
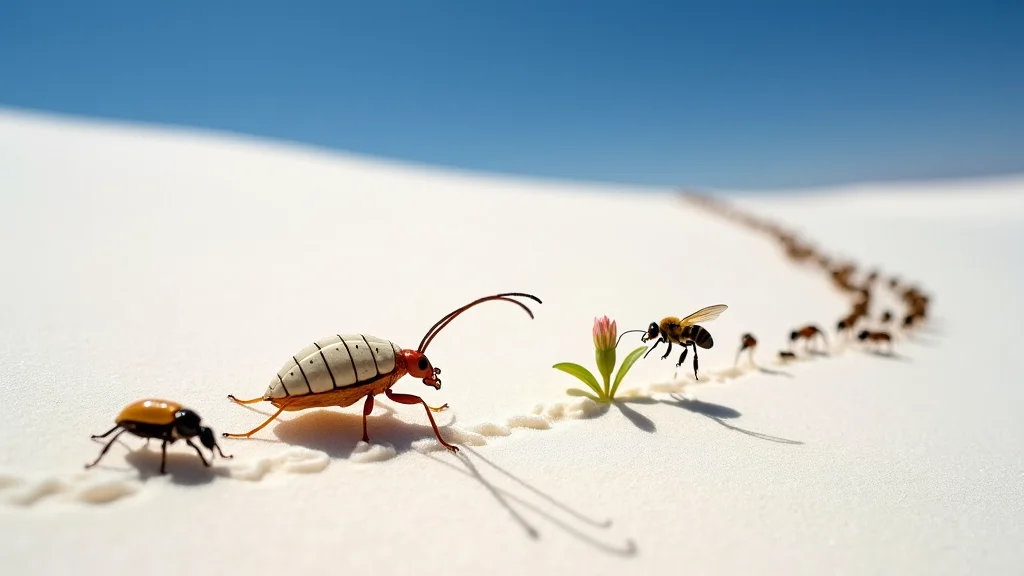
(223, 292, 542, 453)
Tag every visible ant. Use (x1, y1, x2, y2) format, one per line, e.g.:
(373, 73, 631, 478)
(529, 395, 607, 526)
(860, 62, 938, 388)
(735, 333, 758, 367)
(790, 325, 828, 354)
(858, 330, 894, 354)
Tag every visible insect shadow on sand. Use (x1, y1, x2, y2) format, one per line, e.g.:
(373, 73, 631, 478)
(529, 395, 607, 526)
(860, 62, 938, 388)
(421, 446, 638, 557)
(614, 400, 657, 433)
(564, 389, 656, 433)
(863, 349, 914, 362)
(666, 395, 804, 445)
(84, 436, 233, 487)
(222, 400, 457, 459)
(757, 366, 794, 378)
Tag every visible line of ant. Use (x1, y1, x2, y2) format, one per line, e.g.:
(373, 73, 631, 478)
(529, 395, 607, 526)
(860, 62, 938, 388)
(680, 190, 932, 367)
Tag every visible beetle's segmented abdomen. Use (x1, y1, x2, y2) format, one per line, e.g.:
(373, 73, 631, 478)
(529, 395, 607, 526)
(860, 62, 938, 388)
(265, 334, 401, 399)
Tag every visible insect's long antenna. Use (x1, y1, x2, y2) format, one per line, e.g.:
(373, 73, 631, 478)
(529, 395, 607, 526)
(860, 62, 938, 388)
(615, 330, 647, 348)
(418, 292, 542, 352)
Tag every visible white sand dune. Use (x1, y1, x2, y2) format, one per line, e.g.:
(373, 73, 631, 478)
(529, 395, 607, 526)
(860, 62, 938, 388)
(1, 108, 1022, 575)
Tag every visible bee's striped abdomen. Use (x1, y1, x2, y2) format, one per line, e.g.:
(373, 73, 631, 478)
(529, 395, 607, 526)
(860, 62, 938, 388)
(682, 325, 714, 349)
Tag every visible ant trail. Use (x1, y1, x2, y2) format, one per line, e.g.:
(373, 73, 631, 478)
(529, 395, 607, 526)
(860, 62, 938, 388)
(462, 446, 613, 529)
(453, 451, 538, 539)
(424, 452, 638, 557)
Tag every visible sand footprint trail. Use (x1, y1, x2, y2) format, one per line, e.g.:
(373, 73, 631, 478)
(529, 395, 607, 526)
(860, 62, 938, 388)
(0, 185, 932, 509)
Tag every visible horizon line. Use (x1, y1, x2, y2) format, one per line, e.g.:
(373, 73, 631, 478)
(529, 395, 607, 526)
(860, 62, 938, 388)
(3, 104, 1022, 195)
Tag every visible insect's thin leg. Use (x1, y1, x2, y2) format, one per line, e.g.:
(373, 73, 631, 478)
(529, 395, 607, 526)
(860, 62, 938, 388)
(84, 429, 127, 469)
(692, 345, 700, 380)
(676, 346, 688, 368)
(384, 389, 458, 453)
(734, 346, 743, 367)
(160, 440, 168, 475)
(361, 394, 375, 443)
(90, 424, 121, 440)
(222, 399, 293, 438)
(185, 438, 211, 467)
(643, 338, 663, 359)
(227, 394, 265, 405)
(660, 340, 673, 361)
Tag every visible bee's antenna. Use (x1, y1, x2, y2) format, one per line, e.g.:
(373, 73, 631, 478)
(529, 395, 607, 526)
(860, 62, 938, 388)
(615, 330, 648, 348)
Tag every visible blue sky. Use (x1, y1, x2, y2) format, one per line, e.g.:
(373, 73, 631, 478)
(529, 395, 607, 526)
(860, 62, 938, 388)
(1, 1, 1022, 189)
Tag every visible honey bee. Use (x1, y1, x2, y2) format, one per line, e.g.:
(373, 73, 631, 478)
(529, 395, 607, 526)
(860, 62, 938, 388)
(619, 304, 728, 380)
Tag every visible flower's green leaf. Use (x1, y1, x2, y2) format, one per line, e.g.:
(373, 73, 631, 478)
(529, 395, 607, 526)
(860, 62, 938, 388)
(609, 346, 647, 399)
(565, 388, 602, 402)
(552, 362, 604, 399)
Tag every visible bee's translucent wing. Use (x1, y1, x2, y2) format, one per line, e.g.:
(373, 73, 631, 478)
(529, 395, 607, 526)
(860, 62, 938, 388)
(678, 304, 728, 326)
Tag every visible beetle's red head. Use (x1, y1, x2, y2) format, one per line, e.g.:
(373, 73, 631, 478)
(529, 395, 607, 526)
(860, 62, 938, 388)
(402, 350, 441, 389)
(410, 292, 542, 390)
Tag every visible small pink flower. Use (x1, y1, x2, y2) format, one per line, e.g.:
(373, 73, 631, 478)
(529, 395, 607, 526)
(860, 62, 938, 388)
(593, 316, 617, 351)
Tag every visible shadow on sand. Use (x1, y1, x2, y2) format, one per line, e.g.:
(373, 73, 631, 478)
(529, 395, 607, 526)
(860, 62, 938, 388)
(862, 349, 913, 362)
(757, 366, 794, 378)
(83, 436, 234, 486)
(566, 388, 802, 445)
(421, 446, 638, 557)
(665, 395, 805, 445)
(221, 400, 459, 460)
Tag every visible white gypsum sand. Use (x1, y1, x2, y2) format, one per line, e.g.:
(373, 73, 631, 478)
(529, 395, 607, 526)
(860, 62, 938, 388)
(0, 108, 1022, 575)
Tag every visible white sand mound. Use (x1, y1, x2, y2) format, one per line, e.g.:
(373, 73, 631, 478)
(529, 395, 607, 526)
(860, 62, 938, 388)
(1, 108, 1022, 575)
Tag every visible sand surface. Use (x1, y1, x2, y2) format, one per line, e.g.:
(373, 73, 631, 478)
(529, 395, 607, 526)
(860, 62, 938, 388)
(1, 109, 1022, 575)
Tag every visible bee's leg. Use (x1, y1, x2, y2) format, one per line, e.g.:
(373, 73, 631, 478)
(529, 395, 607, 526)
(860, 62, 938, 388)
(675, 346, 688, 368)
(692, 345, 700, 380)
(660, 340, 673, 361)
(643, 338, 664, 359)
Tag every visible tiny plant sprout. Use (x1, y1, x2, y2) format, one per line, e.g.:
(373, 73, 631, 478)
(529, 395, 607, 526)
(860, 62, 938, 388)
(553, 316, 647, 403)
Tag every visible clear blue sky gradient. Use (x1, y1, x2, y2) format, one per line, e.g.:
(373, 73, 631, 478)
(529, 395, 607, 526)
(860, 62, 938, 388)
(1, 1, 1022, 189)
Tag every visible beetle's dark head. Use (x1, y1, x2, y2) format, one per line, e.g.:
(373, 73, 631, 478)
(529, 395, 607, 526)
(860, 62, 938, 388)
(403, 350, 441, 389)
(173, 409, 203, 438)
(643, 322, 660, 342)
(857, 330, 870, 341)
(789, 330, 799, 341)
(174, 409, 232, 460)
(199, 426, 232, 460)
